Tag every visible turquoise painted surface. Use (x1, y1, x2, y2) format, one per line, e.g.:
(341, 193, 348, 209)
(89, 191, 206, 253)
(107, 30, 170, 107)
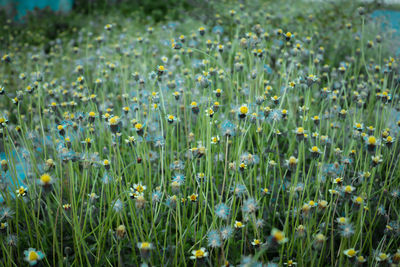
(0, 0, 73, 19)
(371, 10, 400, 54)
(371, 9, 400, 30)
(0, 152, 26, 203)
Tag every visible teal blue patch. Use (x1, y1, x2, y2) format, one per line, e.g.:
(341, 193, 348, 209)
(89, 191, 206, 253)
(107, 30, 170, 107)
(371, 10, 400, 30)
(371, 10, 400, 55)
(0, 151, 27, 203)
(0, 0, 73, 20)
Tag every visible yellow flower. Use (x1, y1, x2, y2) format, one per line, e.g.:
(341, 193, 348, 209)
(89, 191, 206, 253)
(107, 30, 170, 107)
(190, 248, 208, 259)
(271, 228, 288, 244)
(344, 248, 357, 258)
(137, 242, 153, 250)
(367, 136, 376, 145)
(40, 173, 52, 185)
(234, 220, 245, 228)
(16, 186, 27, 197)
(109, 116, 120, 125)
(337, 217, 348, 224)
(343, 185, 355, 194)
(188, 193, 198, 202)
(239, 105, 248, 115)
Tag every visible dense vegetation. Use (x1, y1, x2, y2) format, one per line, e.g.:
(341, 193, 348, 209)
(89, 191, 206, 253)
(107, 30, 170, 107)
(0, 0, 399, 266)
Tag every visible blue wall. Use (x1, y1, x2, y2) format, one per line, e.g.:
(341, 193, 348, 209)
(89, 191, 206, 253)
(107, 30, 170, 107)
(0, 0, 73, 20)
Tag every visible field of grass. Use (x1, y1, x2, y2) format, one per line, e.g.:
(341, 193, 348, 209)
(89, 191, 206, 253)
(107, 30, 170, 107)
(0, 0, 400, 266)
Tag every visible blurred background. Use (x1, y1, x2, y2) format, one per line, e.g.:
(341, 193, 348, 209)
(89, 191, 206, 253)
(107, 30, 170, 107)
(0, 0, 208, 47)
(0, 0, 399, 37)
(0, 0, 399, 56)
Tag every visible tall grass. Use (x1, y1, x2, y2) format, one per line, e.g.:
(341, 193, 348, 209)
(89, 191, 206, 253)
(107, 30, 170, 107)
(0, 0, 399, 266)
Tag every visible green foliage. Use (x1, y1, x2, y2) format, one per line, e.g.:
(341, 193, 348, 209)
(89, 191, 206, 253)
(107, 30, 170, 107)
(0, 0, 203, 48)
(0, 0, 399, 266)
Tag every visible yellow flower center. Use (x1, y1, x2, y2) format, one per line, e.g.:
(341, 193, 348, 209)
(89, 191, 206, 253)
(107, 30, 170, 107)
(40, 174, 52, 184)
(274, 231, 285, 241)
(345, 185, 353, 193)
(141, 242, 150, 249)
(195, 250, 205, 258)
(28, 251, 39, 261)
(311, 146, 319, 152)
(239, 106, 248, 114)
(297, 127, 304, 134)
(368, 136, 376, 145)
(136, 185, 144, 193)
(109, 116, 119, 125)
(379, 253, 388, 260)
(135, 123, 143, 130)
(347, 249, 356, 257)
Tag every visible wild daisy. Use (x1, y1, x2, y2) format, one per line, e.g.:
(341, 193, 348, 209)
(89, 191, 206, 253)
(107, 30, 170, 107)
(234, 221, 245, 229)
(190, 248, 208, 260)
(16, 186, 27, 197)
(39, 173, 54, 187)
(271, 228, 288, 244)
(24, 248, 45, 266)
(343, 248, 358, 258)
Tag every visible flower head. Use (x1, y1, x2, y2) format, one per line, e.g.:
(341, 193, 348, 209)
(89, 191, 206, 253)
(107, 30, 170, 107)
(343, 248, 358, 258)
(39, 173, 54, 187)
(24, 248, 45, 266)
(271, 228, 288, 244)
(190, 248, 208, 260)
(16, 186, 27, 197)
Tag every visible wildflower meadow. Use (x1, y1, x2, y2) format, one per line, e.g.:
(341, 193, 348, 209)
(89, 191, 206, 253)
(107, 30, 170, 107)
(0, 0, 400, 266)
